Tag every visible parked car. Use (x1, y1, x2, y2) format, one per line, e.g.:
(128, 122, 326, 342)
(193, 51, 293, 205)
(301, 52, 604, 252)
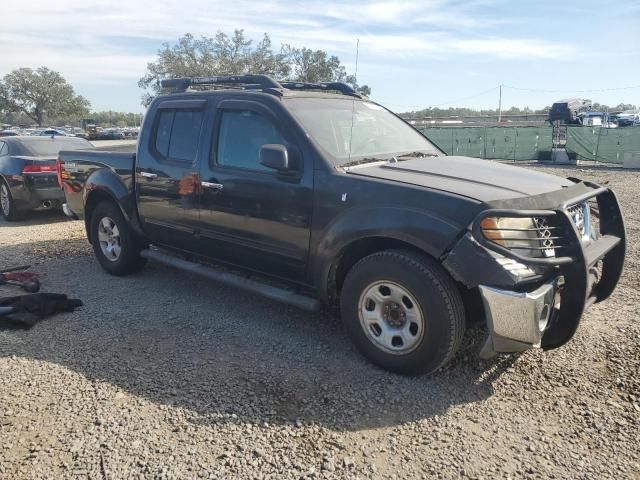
(39, 128, 70, 137)
(0, 130, 20, 137)
(67, 127, 89, 139)
(0, 136, 93, 220)
(548, 98, 592, 124)
(59, 75, 626, 375)
(578, 112, 609, 127)
(615, 111, 640, 127)
(99, 128, 126, 140)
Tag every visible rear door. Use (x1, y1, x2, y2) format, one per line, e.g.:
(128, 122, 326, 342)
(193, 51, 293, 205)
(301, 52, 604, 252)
(196, 99, 314, 281)
(135, 98, 208, 251)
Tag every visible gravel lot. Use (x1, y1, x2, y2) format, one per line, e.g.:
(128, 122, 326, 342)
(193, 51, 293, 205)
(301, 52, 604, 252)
(0, 165, 638, 479)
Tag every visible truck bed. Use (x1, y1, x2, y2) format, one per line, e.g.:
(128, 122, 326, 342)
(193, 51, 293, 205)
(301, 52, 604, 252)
(59, 149, 137, 219)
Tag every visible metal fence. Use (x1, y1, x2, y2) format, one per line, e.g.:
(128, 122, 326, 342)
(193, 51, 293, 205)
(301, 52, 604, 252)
(420, 125, 640, 164)
(565, 126, 640, 164)
(419, 126, 553, 161)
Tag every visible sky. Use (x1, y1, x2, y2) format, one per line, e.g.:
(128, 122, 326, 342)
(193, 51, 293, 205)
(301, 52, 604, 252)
(1, 0, 638, 113)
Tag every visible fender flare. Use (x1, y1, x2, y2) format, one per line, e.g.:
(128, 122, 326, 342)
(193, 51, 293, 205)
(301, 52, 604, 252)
(82, 169, 142, 240)
(311, 206, 462, 299)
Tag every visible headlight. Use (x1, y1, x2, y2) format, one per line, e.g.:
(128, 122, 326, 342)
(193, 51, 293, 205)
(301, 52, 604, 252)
(480, 216, 555, 258)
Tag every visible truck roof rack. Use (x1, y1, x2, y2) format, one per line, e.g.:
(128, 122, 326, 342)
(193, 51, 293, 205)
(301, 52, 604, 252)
(279, 82, 364, 98)
(160, 75, 364, 98)
(160, 75, 282, 92)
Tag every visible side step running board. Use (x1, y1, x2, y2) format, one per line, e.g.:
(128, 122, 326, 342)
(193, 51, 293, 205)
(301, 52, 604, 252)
(140, 249, 320, 312)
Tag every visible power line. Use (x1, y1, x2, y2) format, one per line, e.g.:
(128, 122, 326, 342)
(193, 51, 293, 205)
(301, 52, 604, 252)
(379, 83, 640, 112)
(425, 86, 500, 108)
(378, 85, 499, 110)
(503, 84, 640, 94)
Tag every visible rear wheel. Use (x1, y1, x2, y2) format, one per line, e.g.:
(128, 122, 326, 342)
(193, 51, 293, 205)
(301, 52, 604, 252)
(340, 250, 465, 375)
(90, 200, 146, 276)
(0, 180, 23, 221)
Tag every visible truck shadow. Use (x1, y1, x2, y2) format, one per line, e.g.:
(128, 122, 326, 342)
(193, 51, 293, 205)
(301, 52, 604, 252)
(0, 251, 519, 432)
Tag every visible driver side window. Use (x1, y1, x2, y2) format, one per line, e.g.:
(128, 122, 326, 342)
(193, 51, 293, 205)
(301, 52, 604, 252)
(216, 110, 286, 172)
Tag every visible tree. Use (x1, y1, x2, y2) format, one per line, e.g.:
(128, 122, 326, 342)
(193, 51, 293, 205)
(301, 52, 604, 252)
(139, 31, 291, 105)
(401, 105, 553, 119)
(283, 46, 345, 83)
(345, 74, 371, 97)
(139, 30, 367, 105)
(0, 67, 90, 126)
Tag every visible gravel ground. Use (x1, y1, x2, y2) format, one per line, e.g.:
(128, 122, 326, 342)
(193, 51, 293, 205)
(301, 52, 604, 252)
(0, 165, 638, 479)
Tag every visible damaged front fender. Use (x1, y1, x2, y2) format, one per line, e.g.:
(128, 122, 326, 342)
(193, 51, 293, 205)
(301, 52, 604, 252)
(442, 232, 543, 289)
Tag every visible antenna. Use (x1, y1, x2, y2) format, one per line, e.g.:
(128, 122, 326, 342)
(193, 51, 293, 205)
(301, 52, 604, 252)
(347, 38, 360, 166)
(354, 38, 360, 87)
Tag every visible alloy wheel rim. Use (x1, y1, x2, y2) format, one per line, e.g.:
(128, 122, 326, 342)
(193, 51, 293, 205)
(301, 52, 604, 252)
(0, 184, 9, 216)
(358, 280, 425, 355)
(97, 216, 122, 261)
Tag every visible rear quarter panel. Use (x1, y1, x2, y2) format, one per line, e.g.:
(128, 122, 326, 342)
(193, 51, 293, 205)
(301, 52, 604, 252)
(60, 150, 136, 220)
(0, 155, 27, 177)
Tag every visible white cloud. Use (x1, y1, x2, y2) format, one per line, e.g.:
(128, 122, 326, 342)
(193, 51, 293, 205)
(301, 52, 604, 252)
(0, 0, 573, 59)
(0, 0, 583, 110)
(451, 38, 578, 59)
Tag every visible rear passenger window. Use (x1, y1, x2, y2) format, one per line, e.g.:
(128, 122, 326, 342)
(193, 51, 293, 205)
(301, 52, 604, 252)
(152, 109, 203, 164)
(169, 111, 203, 162)
(0, 142, 8, 156)
(154, 111, 174, 158)
(216, 110, 286, 171)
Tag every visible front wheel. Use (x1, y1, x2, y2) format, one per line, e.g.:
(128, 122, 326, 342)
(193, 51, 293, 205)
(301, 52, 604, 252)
(90, 200, 146, 276)
(340, 250, 465, 375)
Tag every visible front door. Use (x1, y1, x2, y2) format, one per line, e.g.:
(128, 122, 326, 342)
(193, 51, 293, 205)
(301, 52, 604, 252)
(197, 100, 313, 281)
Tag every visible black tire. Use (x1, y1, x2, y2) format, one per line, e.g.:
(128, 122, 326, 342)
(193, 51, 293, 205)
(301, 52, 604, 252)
(0, 179, 24, 221)
(340, 249, 465, 375)
(90, 200, 146, 276)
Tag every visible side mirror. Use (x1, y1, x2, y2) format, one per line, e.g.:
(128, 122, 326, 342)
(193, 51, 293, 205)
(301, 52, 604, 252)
(260, 144, 289, 171)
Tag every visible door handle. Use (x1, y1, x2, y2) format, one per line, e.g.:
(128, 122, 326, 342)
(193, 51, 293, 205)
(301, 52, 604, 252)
(139, 171, 158, 179)
(201, 181, 224, 191)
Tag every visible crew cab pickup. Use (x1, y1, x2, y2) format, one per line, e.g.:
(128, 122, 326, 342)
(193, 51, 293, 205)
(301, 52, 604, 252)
(58, 75, 625, 374)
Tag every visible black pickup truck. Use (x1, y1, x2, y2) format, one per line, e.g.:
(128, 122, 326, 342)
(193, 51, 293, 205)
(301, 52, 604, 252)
(58, 75, 625, 374)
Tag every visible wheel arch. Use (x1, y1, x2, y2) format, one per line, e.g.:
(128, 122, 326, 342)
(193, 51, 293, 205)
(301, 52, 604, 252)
(323, 235, 437, 305)
(82, 167, 142, 243)
(312, 205, 465, 303)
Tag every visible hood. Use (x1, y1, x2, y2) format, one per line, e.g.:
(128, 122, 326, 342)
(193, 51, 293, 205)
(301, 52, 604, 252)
(346, 156, 573, 202)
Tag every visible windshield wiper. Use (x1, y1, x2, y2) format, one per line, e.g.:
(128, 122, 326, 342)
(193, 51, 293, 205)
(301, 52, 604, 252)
(341, 157, 389, 168)
(342, 152, 438, 168)
(395, 151, 439, 159)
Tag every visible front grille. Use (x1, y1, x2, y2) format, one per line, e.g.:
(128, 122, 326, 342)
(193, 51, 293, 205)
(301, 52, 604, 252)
(567, 203, 586, 237)
(567, 201, 596, 242)
(532, 201, 596, 256)
(587, 199, 600, 240)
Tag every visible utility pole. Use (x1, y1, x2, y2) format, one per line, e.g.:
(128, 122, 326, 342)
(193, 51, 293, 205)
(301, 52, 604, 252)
(354, 38, 360, 87)
(498, 84, 503, 123)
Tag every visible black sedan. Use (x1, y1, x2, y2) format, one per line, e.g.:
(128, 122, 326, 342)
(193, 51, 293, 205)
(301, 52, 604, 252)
(0, 136, 93, 221)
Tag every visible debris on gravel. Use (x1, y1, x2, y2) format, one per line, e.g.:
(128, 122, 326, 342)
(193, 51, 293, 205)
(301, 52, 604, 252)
(0, 165, 638, 479)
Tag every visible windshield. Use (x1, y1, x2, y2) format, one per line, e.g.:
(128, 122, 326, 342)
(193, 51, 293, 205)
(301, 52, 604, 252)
(286, 97, 441, 166)
(23, 137, 93, 156)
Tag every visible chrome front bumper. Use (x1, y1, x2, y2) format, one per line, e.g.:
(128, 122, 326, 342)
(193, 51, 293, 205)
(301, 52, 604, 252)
(478, 278, 561, 358)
